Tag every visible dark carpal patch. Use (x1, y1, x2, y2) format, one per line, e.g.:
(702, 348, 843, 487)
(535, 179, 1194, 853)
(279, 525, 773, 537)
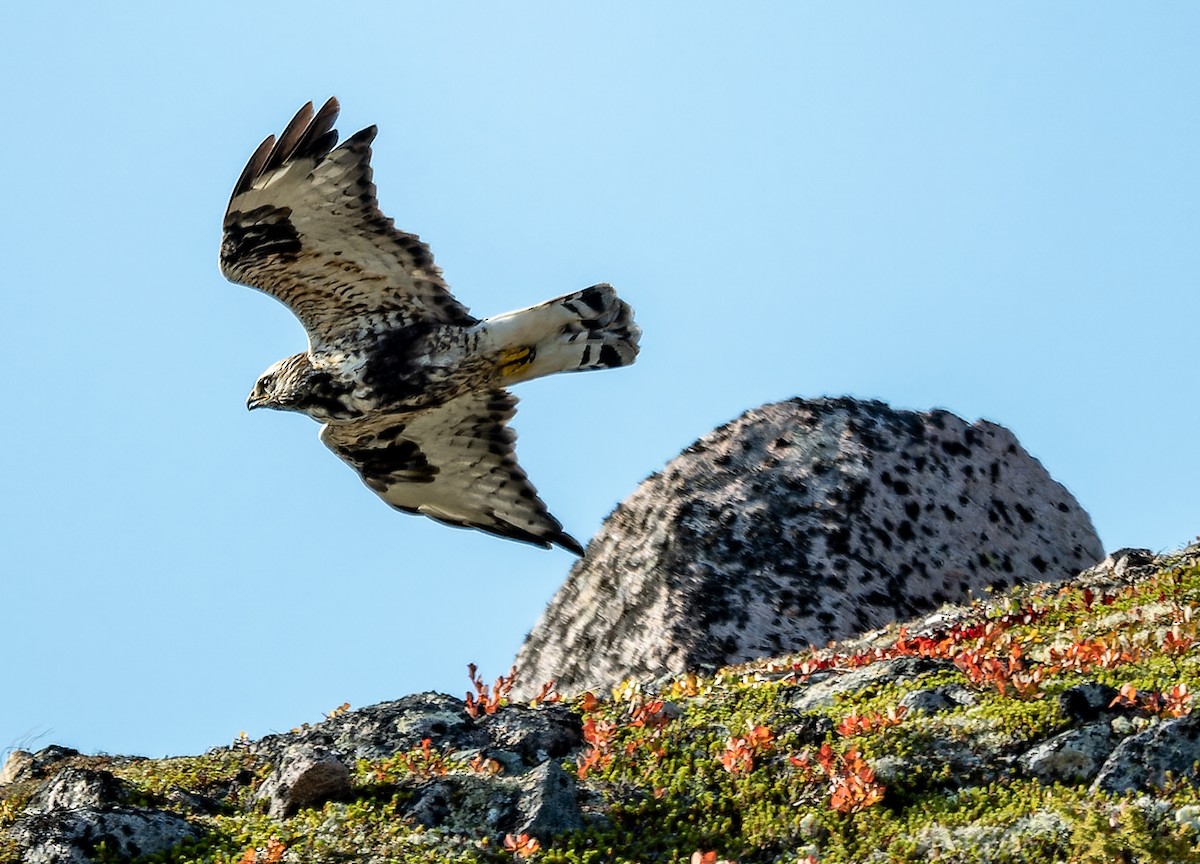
(222, 205, 301, 266)
(296, 371, 360, 420)
(340, 438, 438, 482)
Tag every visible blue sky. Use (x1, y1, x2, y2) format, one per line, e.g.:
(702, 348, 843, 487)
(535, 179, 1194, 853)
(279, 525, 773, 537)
(2, 4, 1197, 759)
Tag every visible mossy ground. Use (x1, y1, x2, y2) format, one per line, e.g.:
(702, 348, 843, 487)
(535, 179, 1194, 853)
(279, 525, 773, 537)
(4, 554, 1200, 863)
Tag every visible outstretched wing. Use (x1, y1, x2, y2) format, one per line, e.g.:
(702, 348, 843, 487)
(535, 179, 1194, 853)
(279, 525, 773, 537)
(319, 390, 583, 554)
(221, 98, 476, 348)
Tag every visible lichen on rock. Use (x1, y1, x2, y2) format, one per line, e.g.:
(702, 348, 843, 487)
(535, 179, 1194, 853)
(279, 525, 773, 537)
(514, 397, 1103, 699)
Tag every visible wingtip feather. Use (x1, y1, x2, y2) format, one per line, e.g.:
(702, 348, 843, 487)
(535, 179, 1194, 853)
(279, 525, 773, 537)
(261, 101, 315, 174)
(555, 532, 586, 556)
(230, 134, 276, 198)
(231, 98, 344, 202)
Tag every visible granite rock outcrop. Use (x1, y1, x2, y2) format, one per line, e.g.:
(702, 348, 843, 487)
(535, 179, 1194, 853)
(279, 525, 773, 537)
(514, 397, 1103, 697)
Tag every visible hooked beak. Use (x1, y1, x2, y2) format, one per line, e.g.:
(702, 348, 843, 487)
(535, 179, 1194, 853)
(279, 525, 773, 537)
(247, 394, 265, 411)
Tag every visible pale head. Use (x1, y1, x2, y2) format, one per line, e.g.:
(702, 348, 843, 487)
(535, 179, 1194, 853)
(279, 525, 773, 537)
(246, 353, 315, 413)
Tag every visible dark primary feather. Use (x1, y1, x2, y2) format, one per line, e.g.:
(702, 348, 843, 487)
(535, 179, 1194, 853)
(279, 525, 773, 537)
(230, 135, 275, 202)
(261, 99, 340, 176)
(220, 97, 476, 348)
(319, 389, 583, 554)
(230, 100, 341, 200)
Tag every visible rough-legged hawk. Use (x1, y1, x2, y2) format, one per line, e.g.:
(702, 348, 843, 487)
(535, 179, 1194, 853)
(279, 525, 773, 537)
(220, 98, 639, 554)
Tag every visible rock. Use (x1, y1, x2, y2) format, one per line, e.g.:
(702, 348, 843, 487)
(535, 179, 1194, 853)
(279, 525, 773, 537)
(787, 657, 950, 713)
(515, 397, 1104, 697)
(1, 746, 79, 786)
(899, 683, 978, 716)
(245, 693, 581, 777)
(241, 695, 585, 836)
(1, 693, 592, 858)
(5, 764, 197, 862)
(1098, 547, 1156, 578)
(0, 750, 34, 785)
(243, 694, 581, 785)
(251, 692, 484, 765)
(871, 734, 994, 792)
(1176, 804, 1200, 833)
(1057, 682, 1120, 724)
(1020, 722, 1121, 784)
(516, 761, 583, 839)
(405, 779, 454, 828)
(164, 786, 224, 816)
(1093, 712, 1200, 794)
(391, 765, 584, 839)
(25, 767, 128, 814)
(8, 545, 1200, 862)
(475, 705, 583, 765)
(904, 810, 1071, 863)
(6, 808, 200, 864)
(253, 745, 351, 819)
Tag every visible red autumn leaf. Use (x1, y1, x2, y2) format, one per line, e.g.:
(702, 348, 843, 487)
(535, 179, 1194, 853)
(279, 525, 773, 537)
(1110, 682, 1139, 709)
(530, 679, 560, 706)
(264, 837, 287, 863)
(504, 833, 542, 858)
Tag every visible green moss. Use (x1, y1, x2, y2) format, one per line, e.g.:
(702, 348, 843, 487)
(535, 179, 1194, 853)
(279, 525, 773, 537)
(1067, 796, 1198, 863)
(960, 687, 1067, 741)
(0, 783, 34, 830)
(112, 750, 267, 813)
(0, 838, 21, 864)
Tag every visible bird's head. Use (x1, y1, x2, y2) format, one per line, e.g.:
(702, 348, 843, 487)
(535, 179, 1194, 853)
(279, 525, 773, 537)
(247, 353, 314, 412)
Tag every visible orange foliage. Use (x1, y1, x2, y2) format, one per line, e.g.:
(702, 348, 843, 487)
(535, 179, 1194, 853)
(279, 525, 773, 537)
(470, 754, 503, 775)
(1162, 623, 1198, 656)
(529, 679, 561, 706)
(378, 737, 449, 780)
(1048, 636, 1142, 673)
(238, 836, 287, 864)
(791, 743, 885, 813)
(784, 587, 1189, 703)
(628, 700, 670, 731)
(504, 832, 542, 858)
(836, 705, 907, 737)
(465, 663, 517, 718)
(1110, 681, 1193, 718)
(576, 716, 617, 779)
(690, 851, 737, 864)
(720, 723, 773, 775)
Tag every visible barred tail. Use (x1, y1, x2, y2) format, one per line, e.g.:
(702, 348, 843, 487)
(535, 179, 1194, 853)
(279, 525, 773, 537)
(485, 283, 641, 385)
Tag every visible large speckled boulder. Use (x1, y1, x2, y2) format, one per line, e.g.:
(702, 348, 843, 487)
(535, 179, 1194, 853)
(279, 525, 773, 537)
(513, 397, 1103, 698)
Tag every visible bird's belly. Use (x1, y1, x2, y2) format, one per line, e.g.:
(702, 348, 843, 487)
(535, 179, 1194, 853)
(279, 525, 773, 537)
(357, 334, 494, 411)
(364, 360, 493, 411)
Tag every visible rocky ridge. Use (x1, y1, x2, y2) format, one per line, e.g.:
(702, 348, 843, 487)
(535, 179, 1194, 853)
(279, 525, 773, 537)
(4, 546, 1200, 863)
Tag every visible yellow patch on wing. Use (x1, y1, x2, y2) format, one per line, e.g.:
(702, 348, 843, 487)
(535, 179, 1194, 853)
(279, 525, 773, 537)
(498, 346, 536, 379)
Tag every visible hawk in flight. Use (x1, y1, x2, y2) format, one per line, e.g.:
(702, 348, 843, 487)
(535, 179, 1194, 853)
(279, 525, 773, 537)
(221, 98, 639, 554)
